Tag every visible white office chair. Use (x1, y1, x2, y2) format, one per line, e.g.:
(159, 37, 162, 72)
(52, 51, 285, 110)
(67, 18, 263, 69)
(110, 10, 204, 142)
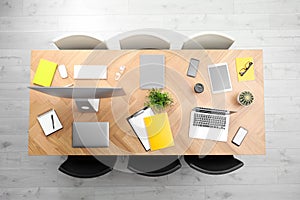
(119, 34, 170, 50)
(53, 35, 107, 50)
(182, 33, 235, 49)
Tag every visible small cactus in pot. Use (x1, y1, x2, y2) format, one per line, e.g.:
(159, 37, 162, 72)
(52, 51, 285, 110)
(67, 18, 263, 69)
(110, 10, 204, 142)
(237, 91, 254, 106)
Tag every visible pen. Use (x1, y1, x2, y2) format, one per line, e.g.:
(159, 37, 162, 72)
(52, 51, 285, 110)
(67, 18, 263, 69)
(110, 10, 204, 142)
(51, 114, 55, 129)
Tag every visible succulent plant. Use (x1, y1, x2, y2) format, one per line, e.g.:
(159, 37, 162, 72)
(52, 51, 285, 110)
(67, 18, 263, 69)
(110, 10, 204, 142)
(238, 91, 254, 106)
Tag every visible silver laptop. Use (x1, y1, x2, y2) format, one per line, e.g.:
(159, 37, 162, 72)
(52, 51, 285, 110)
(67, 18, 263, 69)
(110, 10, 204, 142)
(140, 54, 165, 89)
(189, 107, 233, 142)
(72, 122, 109, 148)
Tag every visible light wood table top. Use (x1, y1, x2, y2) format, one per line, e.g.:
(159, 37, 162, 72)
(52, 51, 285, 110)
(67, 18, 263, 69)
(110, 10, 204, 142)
(29, 50, 265, 155)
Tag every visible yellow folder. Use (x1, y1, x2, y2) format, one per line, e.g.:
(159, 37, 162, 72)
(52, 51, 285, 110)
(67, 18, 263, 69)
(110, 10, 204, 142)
(33, 59, 58, 86)
(143, 113, 174, 151)
(236, 57, 255, 82)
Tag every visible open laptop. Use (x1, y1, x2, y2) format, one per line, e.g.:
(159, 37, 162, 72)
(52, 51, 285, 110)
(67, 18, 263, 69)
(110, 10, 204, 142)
(72, 122, 109, 148)
(189, 107, 235, 142)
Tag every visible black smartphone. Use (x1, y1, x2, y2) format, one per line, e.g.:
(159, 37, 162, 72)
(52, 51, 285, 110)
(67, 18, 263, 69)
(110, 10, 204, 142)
(232, 127, 248, 146)
(187, 58, 200, 77)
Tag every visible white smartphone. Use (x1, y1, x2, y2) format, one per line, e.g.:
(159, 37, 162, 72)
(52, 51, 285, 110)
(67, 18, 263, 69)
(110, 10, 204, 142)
(232, 127, 248, 146)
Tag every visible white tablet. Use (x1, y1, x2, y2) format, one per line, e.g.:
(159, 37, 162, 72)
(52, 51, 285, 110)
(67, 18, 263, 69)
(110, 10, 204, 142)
(208, 63, 232, 94)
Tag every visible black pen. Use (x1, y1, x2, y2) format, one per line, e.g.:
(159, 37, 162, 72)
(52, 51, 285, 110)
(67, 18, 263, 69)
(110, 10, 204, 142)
(51, 114, 55, 129)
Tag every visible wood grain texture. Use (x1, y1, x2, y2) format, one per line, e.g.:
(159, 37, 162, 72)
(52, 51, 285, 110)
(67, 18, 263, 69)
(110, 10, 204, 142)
(28, 49, 265, 155)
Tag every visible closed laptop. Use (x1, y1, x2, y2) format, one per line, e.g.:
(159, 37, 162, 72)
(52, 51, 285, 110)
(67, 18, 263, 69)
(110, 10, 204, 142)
(72, 122, 109, 148)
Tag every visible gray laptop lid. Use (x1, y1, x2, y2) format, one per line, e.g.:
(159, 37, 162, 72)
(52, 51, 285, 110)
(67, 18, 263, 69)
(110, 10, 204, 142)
(72, 122, 109, 148)
(140, 54, 165, 89)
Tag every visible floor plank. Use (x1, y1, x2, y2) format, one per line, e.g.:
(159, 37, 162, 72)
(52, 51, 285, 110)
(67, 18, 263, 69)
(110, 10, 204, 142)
(0, 0, 23, 17)
(234, 0, 300, 14)
(128, 0, 234, 14)
(205, 184, 300, 200)
(23, 0, 128, 16)
(0, 187, 95, 200)
(94, 186, 205, 200)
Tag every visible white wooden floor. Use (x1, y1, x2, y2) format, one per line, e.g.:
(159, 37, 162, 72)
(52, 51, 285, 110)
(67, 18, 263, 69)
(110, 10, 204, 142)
(0, 0, 300, 199)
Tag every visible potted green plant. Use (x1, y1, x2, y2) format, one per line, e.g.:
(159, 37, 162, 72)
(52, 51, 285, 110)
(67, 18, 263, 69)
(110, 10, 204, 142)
(145, 89, 174, 112)
(237, 91, 254, 106)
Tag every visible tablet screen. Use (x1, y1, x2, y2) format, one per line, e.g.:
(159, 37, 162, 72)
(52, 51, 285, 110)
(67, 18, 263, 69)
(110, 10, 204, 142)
(208, 63, 232, 93)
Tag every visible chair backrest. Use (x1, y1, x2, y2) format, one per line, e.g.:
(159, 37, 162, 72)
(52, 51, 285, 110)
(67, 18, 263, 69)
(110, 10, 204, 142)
(120, 34, 170, 49)
(58, 156, 116, 178)
(184, 155, 243, 175)
(54, 35, 107, 50)
(182, 33, 234, 49)
(127, 156, 181, 177)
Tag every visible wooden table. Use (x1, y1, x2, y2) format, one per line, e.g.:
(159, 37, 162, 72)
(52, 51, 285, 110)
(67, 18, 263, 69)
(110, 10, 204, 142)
(29, 50, 265, 155)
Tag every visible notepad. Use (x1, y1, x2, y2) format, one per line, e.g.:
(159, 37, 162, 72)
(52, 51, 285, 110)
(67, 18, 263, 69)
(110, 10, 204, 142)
(144, 113, 174, 151)
(37, 109, 63, 136)
(236, 57, 255, 82)
(33, 59, 58, 87)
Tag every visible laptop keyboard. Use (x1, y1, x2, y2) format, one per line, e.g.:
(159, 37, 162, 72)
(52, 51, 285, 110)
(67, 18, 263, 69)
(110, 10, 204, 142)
(193, 113, 226, 130)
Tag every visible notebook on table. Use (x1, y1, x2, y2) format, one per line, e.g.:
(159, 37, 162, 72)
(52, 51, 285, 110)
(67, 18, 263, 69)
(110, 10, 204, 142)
(33, 59, 58, 87)
(143, 113, 174, 151)
(37, 109, 63, 136)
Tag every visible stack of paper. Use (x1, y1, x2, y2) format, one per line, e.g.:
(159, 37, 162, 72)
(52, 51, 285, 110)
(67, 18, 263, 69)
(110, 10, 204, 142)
(33, 59, 58, 86)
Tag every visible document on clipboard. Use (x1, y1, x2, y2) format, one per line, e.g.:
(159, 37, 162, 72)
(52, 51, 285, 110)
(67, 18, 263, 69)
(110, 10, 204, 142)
(127, 107, 154, 151)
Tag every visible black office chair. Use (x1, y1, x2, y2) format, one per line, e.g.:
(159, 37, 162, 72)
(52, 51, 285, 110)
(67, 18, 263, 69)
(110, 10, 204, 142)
(184, 155, 244, 175)
(58, 156, 117, 178)
(127, 156, 181, 177)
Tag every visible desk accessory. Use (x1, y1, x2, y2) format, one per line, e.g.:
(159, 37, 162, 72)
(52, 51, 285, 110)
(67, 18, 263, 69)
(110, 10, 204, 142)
(74, 65, 107, 79)
(232, 127, 248, 146)
(144, 89, 173, 112)
(37, 109, 63, 136)
(58, 65, 68, 79)
(208, 63, 232, 94)
(127, 107, 154, 151)
(236, 57, 255, 82)
(144, 113, 174, 151)
(194, 83, 204, 93)
(237, 91, 254, 106)
(187, 58, 200, 77)
(72, 122, 109, 148)
(115, 66, 126, 81)
(140, 54, 165, 89)
(33, 59, 58, 87)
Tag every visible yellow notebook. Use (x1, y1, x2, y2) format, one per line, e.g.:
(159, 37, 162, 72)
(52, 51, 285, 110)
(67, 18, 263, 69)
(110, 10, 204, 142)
(236, 57, 255, 82)
(144, 113, 174, 151)
(33, 59, 58, 86)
